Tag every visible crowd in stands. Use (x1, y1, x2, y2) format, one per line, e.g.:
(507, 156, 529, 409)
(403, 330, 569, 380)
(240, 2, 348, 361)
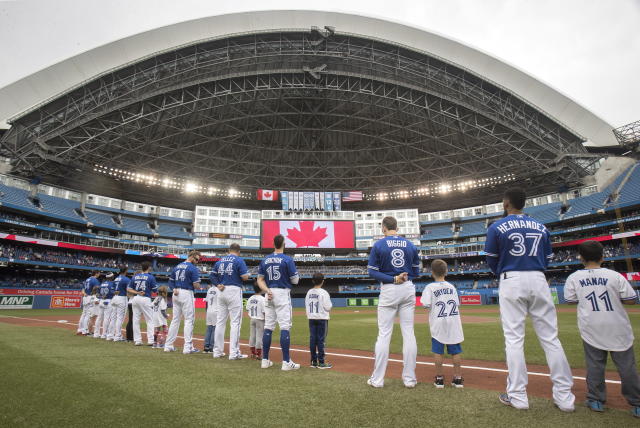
(0, 242, 176, 273)
(0, 273, 84, 289)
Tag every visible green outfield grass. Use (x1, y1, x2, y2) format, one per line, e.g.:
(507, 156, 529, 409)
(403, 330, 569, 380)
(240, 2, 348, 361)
(4, 305, 639, 370)
(0, 322, 636, 428)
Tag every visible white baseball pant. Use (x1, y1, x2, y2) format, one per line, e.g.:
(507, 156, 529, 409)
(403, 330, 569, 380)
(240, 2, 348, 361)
(370, 282, 417, 387)
(93, 303, 105, 338)
(214, 286, 244, 358)
(78, 296, 92, 333)
(131, 295, 154, 345)
(264, 288, 292, 331)
(100, 299, 114, 338)
(499, 270, 575, 409)
(109, 295, 128, 340)
(164, 289, 196, 353)
(249, 318, 265, 348)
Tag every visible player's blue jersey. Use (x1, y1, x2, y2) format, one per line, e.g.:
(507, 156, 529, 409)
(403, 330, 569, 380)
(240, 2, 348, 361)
(169, 261, 201, 290)
(258, 253, 298, 289)
(212, 254, 248, 287)
(131, 273, 158, 297)
(99, 281, 116, 299)
(114, 274, 130, 296)
(484, 214, 552, 275)
(367, 236, 421, 283)
(83, 276, 100, 295)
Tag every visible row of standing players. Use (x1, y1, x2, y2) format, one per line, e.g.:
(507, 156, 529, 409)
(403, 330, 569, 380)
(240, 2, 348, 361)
(76, 235, 332, 371)
(75, 187, 640, 418)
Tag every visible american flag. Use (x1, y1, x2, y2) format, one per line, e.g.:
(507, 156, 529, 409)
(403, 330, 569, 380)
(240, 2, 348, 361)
(342, 191, 363, 202)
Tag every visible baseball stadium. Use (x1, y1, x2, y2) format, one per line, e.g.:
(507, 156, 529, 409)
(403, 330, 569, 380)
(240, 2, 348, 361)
(0, 5, 639, 427)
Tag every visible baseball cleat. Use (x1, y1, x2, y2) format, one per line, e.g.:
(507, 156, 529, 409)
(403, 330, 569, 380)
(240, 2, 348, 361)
(281, 360, 300, 371)
(498, 393, 528, 410)
(404, 382, 416, 388)
(311, 361, 318, 368)
(134, 342, 143, 346)
(212, 353, 227, 358)
(203, 348, 212, 354)
(585, 400, 604, 412)
(113, 338, 126, 342)
(632, 406, 640, 418)
(555, 403, 574, 413)
(451, 377, 464, 389)
(318, 362, 333, 369)
(183, 348, 200, 354)
(261, 359, 273, 369)
(229, 354, 248, 360)
(367, 378, 383, 388)
(434, 376, 445, 389)
(499, 394, 511, 406)
(163, 346, 176, 352)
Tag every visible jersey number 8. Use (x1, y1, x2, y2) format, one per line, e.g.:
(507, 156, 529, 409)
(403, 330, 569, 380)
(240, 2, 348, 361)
(391, 249, 405, 268)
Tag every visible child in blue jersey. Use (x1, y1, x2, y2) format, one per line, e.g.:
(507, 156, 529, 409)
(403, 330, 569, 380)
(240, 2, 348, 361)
(485, 188, 574, 412)
(164, 250, 202, 354)
(127, 261, 158, 346)
(212, 244, 250, 360)
(366, 216, 421, 388)
(257, 234, 300, 371)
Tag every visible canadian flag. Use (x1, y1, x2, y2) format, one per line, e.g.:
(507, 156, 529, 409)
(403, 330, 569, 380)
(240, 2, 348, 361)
(261, 220, 354, 249)
(257, 189, 279, 201)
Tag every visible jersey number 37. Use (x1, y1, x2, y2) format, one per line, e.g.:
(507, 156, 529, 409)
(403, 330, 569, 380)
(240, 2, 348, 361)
(508, 232, 542, 257)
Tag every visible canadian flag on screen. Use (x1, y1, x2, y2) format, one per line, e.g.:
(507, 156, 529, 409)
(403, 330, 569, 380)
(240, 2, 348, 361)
(257, 189, 279, 201)
(262, 220, 353, 248)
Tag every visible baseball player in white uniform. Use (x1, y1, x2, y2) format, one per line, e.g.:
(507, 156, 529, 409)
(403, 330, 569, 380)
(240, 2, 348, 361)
(164, 250, 202, 354)
(564, 240, 640, 417)
(203, 283, 218, 353)
(99, 273, 116, 340)
(305, 273, 333, 369)
(93, 277, 109, 338)
(127, 261, 158, 346)
(246, 284, 266, 360)
(213, 244, 250, 360)
(485, 188, 574, 411)
(257, 234, 300, 371)
(109, 266, 130, 341)
(367, 216, 421, 388)
(77, 271, 100, 335)
(421, 259, 464, 388)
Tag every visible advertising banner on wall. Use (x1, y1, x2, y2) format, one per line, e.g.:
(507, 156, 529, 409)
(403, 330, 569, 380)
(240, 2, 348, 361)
(0, 295, 34, 309)
(50, 295, 82, 309)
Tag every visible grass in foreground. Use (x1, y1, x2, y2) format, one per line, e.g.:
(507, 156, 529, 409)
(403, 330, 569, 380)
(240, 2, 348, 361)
(7, 305, 639, 370)
(0, 322, 637, 428)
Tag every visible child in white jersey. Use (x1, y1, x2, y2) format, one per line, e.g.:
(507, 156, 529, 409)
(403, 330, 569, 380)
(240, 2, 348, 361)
(87, 286, 100, 335)
(152, 286, 169, 348)
(305, 273, 333, 369)
(246, 284, 266, 360)
(564, 240, 639, 418)
(203, 283, 218, 353)
(421, 259, 464, 389)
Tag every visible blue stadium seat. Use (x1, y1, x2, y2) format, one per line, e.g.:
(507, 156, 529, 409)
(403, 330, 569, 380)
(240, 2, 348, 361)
(36, 193, 84, 223)
(457, 221, 486, 237)
(524, 202, 561, 224)
(120, 216, 152, 235)
(155, 222, 192, 239)
(84, 209, 119, 230)
(421, 224, 454, 240)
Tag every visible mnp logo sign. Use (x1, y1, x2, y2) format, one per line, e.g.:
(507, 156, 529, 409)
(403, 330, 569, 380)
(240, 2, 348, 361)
(0, 295, 34, 309)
